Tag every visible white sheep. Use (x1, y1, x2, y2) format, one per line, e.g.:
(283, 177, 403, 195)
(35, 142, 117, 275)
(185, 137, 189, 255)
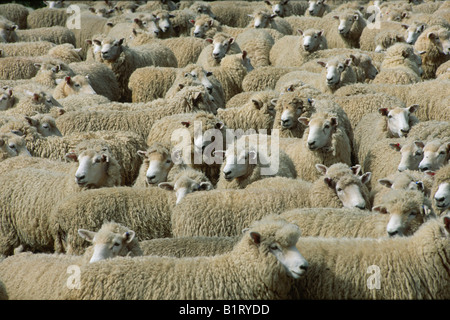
(53, 75, 97, 99)
(0, 222, 143, 300)
(247, 9, 293, 36)
(196, 32, 242, 68)
(66, 215, 309, 300)
(305, 0, 331, 17)
(0, 147, 122, 256)
(432, 163, 450, 215)
(418, 139, 450, 172)
(264, 0, 308, 17)
(0, 132, 30, 161)
(235, 28, 277, 68)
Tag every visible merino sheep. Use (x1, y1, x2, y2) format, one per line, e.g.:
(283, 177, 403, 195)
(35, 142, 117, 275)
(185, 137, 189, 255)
(160, 36, 209, 68)
(53, 75, 97, 99)
(269, 28, 328, 67)
(216, 90, 278, 134)
(171, 162, 372, 238)
(305, 0, 331, 17)
(293, 216, 450, 299)
(0, 222, 142, 300)
(235, 27, 277, 68)
(0, 17, 18, 43)
(26, 7, 68, 29)
(215, 133, 297, 189)
(247, 9, 293, 36)
(65, 215, 308, 300)
(265, 0, 308, 17)
(0, 41, 56, 58)
(92, 37, 177, 102)
(0, 147, 122, 256)
(359, 21, 405, 52)
(242, 66, 299, 92)
(414, 25, 450, 79)
(418, 139, 450, 172)
(0, 132, 30, 161)
(0, 57, 39, 80)
(16, 26, 77, 46)
(134, 142, 174, 188)
(196, 32, 242, 68)
(272, 92, 312, 138)
(432, 163, 450, 215)
(0, 3, 29, 30)
(55, 85, 216, 140)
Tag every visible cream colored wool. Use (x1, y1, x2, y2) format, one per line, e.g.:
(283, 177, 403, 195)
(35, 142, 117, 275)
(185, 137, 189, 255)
(16, 26, 76, 46)
(65, 215, 305, 300)
(242, 66, 300, 92)
(26, 7, 68, 29)
(0, 3, 28, 29)
(431, 163, 450, 215)
(161, 36, 209, 68)
(236, 28, 277, 68)
(196, 32, 242, 69)
(0, 41, 56, 58)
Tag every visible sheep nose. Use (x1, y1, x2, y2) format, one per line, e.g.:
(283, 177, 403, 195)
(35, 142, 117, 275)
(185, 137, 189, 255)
(356, 204, 366, 210)
(300, 264, 308, 271)
(304, 44, 310, 49)
(194, 32, 200, 37)
(309, 10, 314, 14)
(147, 175, 156, 181)
(407, 40, 413, 44)
(419, 166, 429, 172)
(388, 231, 398, 237)
(401, 129, 409, 134)
(76, 175, 85, 182)
(435, 196, 445, 202)
(224, 171, 232, 177)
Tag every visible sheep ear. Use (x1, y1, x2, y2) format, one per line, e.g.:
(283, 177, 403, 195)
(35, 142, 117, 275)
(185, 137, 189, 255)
(65, 152, 78, 162)
(401, 24, 409, 29)
(443, 216, 450, 235)
(137, 150, 148, 158)
(11, 130, 24, 136)
(229, 37, 235, 45)
(353, 14, 359, 20)
(93, 39, 102, 46)
(297, 29, 303, 35)
(242, 50, 248, 60)
(378, 107, 389, 116)
(247, 14, 254, 18)
(205, 71, 213, 76)
(330, 117, 338, 127)
(123, 231, 135, 243)
(407, 104, 419, 113)
(78, 229, 96, 243)
(360, 172, 372, 184)
(198, 181, 213, 191)
(378, 179, 393, 188)
(264, 0, 272, 5)
(414, 141, 425, 149)
(101, 154, 110, 163)
(350, 164, 361, 175)
(427, 32, 437, 40)
(389, 143, 402, 152)
(333, 15, 339, 20)
(315, 164, 328, 175)
(118, 38, 125, 46)
(65, 76, 72, 85)
(205, 38, 213, 44)
(181, 121, 191, 128)
(24, 116, 37, 126)
(270, 14, 277, 20)
(215, 121, 224, 130)
(252, 99, 262, 109)
(324, 177, 334, 188)
(249, 231, 261, 245)
(317, 61, 327, 68)
(415, 181, 424, 192)
(298, 117, 309, 126)
(270, 98, 278, 106)
(421, 205, 434, 217)
(158, 182, 174, 191)
(372, 206, 388, 214)
(318, 29, 324, 36)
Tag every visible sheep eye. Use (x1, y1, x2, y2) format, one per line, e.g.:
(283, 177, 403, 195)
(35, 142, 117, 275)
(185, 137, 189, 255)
(74, 84, 81, 87)
(336, 187, 343, 192)
(270, 244, 279, 251)
(388, 114, 393, 119)
(166, 159, 171, 164)
(324, 124, 330, 129)
(42, 124, 49, 129)
(439, 151, 446, 155)
(94, 158, 101, 163)
(113, 242, 121, 247)
(414, 151, 422, 156)
(409, 212, 417, 218)
(8, 144, 16, 149)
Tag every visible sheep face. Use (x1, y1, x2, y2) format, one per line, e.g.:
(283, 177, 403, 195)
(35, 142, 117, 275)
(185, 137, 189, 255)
(299, 115, 337, 150)
(96, 38, 124, 62)
(0, 133, 30, 158)
(159, 175, 213, 205)
(190, 3, 215, 18)
(435, 182, 450, 212)
(58, 75, 97, 97)
(390, 141, 424, 172)
(43, 1, 65, 8)
(317, 58, 352, 87)
(249, 11, 275, 29)
(333, 12, 360, 35)
(402, 23, 426, 45)
(379, 105, 418, 138)
(25, 115, 62, 137)
(279, 98, 303, 129)
(0, 88, 14, 111)
(373, 192, 433, 237)
(418, 140, 450, 172)
(265, 0, 289, 17)
(192, 18, 214, 38)
(78, 224, 137, 263)
(209, 36, 235, 62)
(67, 150, 112, 188)
(138, 149, 173, 186)
(308, 0, 325, 17)
(378, 173, 427, 196)
(300, 29, 325, 52)
(153, 10, 175, 33)
(352, 54, 378, 80)
(222, 149, 258, 181)
(246, 217, 308, 279)
(0, 21, 18, 43)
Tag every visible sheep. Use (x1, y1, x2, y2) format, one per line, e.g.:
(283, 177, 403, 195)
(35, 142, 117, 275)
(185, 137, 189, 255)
(52, 75, 97, 99)
(50, 186, 176, 255)
(16, 26, 77, 46)
(92, 36, 177, 101)
(371, 169, 434, 206)
(305, 0, 331, 17)
(272, 92, 312, 138)
(436, 60, 450, 80)
(1, 90, 62, 117)
(0, 41, 56, 58)
(354, 105, 420, 165)
(334, 80, 450, 123)
(207, 51, 254, 102)
(216, 90, 278, 134)
(373, 43, 424, 84)
(0, 147, 122, 256)
(389, 139, 425, 172)
(0, 18, 18, 43)
(234, 28, 277, 68)
(247, 9, 293, 36)
(107, 14, 161, 42)
(56, 93, 111, 112)
(402, 21, 427, 45)
(414, 25, 450, 79)
(26, 7, 68, 29)
(151, 9, 177, 39)
(68, 61, 121, 101)
(209, 2, 256, 29)
(432, 163, 450, 215)
(241, 66, 299, 92)
(55, 85, 216, 140)
(265, 0, 308, 17)
(215, 133, 297, 189)
(359, 21, 405, 52)
(128, 66, 177, 103)
(136, 0, 178, 13)
(196, 32, 242, 69)
(158, 165, 214, 205)
(418, 139, 450, 172)
(171, 162, 372, 238)
(159, 36, 208, 68)
(0, 57, 39, 80)
(0, 3, 29, 30)
(0, 222, 142, 300)
(292, 216, 450, 299)
(65, 215, 308, 300)
(0, 132, 30, 161)
(269, 28, 328, 67)
(0, 87, 14, 111)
